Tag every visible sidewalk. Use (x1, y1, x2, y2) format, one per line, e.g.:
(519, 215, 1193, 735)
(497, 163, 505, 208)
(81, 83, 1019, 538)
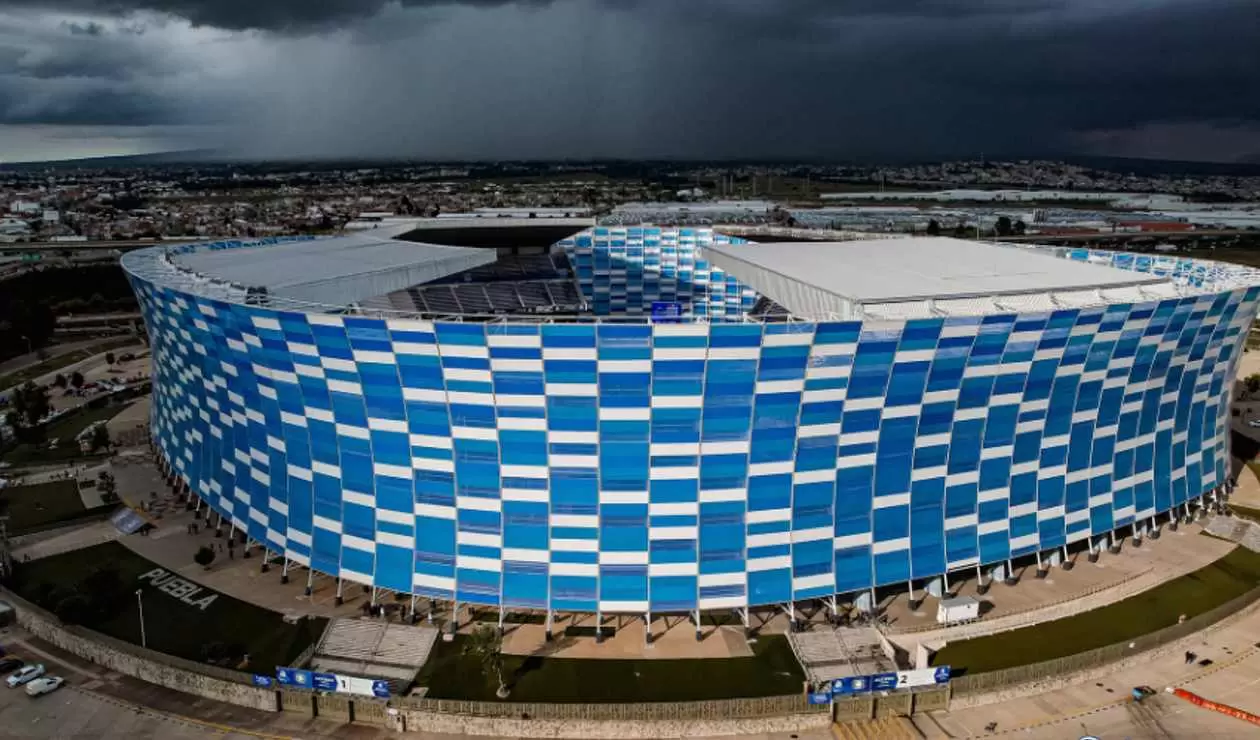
(886, 522, 1232, 650)
(931, 597, 1260, 738)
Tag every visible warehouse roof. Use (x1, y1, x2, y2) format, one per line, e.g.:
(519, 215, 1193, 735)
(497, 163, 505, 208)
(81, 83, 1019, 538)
(702, 236, 1176, 320)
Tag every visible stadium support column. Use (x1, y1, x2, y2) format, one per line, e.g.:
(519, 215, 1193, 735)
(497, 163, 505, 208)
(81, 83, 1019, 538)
(408, 595, 417, 624)
(260, 548, 270, 573)
(497, 608, 505, 637)
(450, 602, 460, 637)
(544, 610, 553, 642)
(693, 609, 702, 642)
(335, 577, 344, 606)
(305, 568, 314, 596)
(740, 607, 751, 641)
(1003, 559, 1015, 583)
(595, 610, 604, 644)
(782, 603, 798, 632)
(281, 557, 289, 584)
(643, 612, 653, 647)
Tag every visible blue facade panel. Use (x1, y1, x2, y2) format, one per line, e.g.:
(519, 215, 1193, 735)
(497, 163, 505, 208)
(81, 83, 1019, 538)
(126, 233, 1259, 613)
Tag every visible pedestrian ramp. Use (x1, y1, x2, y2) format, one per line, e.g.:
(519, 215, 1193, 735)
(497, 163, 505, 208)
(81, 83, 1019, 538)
(309, 618, 440, 694)
(790, 626, 895, 684)
(1205, 515, 1260, 551)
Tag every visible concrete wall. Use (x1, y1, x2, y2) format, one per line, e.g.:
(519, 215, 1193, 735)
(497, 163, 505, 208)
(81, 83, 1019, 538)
(6, 590, 278, 713)
(386, 709, 833, 738)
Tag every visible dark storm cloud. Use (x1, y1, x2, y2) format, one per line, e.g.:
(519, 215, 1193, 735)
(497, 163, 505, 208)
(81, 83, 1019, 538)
(62, 19, 104, 35)
(0, 0, 554, 32)
(0, 0, 1257, 161)
(0, 77, 182, 125)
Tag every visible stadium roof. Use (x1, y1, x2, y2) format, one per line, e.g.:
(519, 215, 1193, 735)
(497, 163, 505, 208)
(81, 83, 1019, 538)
(172, 230, 497, 308)
(702, 236, 1178, 320)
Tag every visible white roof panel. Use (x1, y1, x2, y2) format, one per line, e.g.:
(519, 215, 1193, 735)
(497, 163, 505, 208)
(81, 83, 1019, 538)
(174, 232, 497, 308)
(702, 237, 1171, 320)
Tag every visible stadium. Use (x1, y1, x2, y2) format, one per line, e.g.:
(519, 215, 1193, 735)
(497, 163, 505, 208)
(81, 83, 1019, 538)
(122, 218, 1260, 621)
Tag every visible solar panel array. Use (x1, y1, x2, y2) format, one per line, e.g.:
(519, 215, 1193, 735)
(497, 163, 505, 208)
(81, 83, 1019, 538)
(124, 233, 1260, 613)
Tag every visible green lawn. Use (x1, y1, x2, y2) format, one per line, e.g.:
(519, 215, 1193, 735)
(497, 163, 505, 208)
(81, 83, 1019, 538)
(416, 633, 804, 703)
(0, 337, 135, 391)
(1, 401, 130, 466)
(0, 480, 90, 533)
(10, 541, 326, 675)
(934, 546, 1260, 675)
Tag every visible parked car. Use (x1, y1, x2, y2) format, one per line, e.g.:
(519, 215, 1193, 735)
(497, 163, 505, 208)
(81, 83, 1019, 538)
(1248, 420, 1260, 428)
(6, 664, 43, 688)
(24, 676, 64, 697)
(0, 658, 24, 674)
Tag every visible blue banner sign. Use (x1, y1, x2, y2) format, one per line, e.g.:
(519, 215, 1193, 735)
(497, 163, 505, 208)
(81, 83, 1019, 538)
(651, 301, 684, 323)
(808, 691, 832, 705)
(311, 673, 339, 692)
(371, 680, 392, 699)
(830, 666, 951, 697)
(251, 674, 274, 688)
(276, 667, 312, 689)
(830, 675, 870, 696)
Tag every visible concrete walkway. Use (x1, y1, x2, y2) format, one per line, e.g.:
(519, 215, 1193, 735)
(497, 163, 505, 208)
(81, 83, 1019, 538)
(887, 522, 1232, 651)
(930, 596, 1260, 738)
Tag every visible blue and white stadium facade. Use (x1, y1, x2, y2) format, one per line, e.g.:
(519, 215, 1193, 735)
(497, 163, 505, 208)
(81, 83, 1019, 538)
(123, 222, 1260, 616)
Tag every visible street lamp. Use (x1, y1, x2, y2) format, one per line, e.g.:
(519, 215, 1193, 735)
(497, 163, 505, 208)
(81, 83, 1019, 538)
(135, 588, 146, 648)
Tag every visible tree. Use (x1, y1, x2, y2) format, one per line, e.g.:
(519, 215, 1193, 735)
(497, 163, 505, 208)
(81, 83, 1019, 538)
(52, 374, 67, 389)
(194, 545, 216, 570)
(10, 382, 50, 428)
(90, 424, 111, 452)
(105, 352, 116, 365)
(926, 219, 941, 237)
(80, 566, 123, 619)
(54, 593, 92, 625)
(97, 470, 118, 503)
(995, 216, 1013, 237)
(463, 624, 509, 699)
(70, 371, 84, 389)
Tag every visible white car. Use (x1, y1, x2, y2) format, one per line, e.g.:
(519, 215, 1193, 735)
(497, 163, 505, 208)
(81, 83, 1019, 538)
(24, 676, 64, 697)
(1249, 420, 1260, 428)
(6, 664, 43, 688)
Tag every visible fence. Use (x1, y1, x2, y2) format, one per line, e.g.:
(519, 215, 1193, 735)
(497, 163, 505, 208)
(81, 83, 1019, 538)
(831, 688, 948, 723)
(400, 693, 825, 722)
(950, 584, 1260, 697)
(1, 586, 259, 687)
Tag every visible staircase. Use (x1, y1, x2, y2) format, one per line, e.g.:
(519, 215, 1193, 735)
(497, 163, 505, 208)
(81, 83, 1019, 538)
(832, 716, 920, 740)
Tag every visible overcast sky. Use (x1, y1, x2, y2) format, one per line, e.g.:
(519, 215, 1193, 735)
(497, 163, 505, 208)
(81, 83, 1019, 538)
(0, 0, 1257, 163)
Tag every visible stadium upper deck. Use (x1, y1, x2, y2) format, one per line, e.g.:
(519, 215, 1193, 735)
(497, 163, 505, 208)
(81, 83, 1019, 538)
(122, 222, 1260, 615)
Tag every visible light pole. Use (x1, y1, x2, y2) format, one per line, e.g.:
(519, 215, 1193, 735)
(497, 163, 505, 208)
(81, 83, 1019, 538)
(135, 588, 146, 648)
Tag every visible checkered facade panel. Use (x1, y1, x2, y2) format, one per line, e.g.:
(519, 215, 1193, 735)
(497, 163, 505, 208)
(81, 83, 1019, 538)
(125, 239, 1260, 613)
(558, 227, 757, 320)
